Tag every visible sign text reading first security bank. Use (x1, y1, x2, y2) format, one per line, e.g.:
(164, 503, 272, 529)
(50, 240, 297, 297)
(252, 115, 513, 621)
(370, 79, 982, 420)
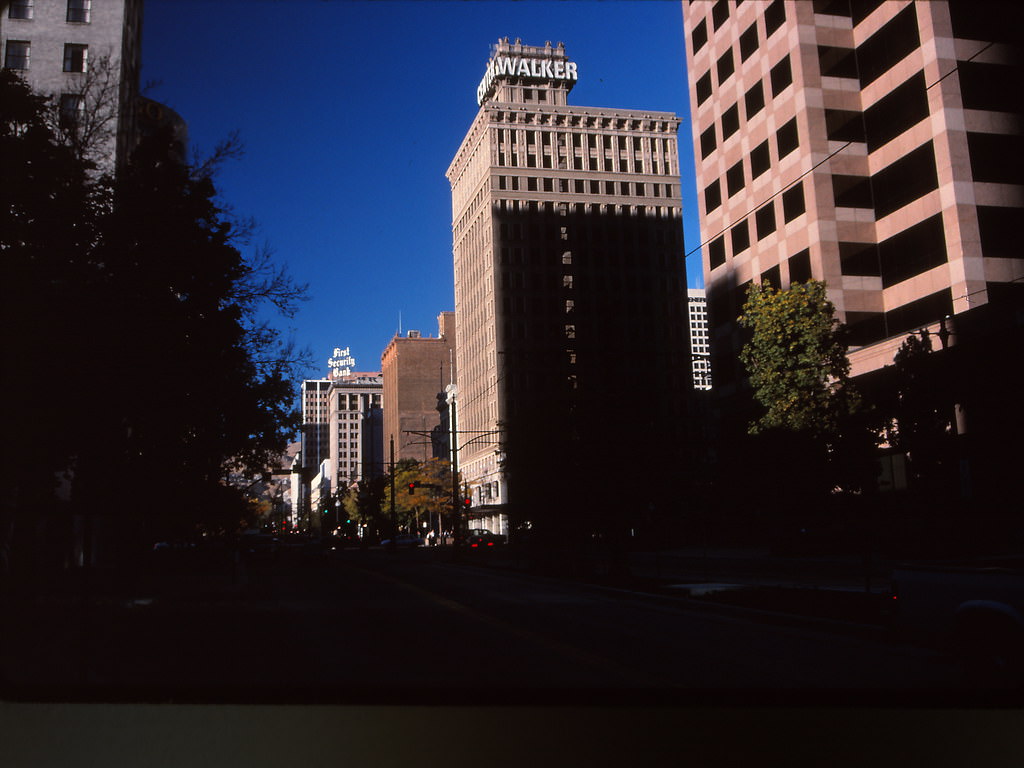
(477, 56, 579, 104)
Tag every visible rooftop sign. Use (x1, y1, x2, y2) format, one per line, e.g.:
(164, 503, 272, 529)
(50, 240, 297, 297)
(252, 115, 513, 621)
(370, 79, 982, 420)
(476, 55, 579, 105)
(328, 346, 356, 378)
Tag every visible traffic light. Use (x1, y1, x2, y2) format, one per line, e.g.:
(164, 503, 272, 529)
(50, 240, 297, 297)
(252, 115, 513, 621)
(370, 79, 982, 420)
(462, 497, 471, 509)
(408, 482, 418, 495)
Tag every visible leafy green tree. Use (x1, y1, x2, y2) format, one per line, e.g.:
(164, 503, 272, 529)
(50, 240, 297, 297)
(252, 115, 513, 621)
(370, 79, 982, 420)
(738, 280, 877, 494)
(738, 280, 860, 436)
(382, 458, 454, 533)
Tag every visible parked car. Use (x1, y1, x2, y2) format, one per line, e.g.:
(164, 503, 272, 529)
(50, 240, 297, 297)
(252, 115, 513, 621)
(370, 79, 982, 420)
(380, 533, 424, 548)
(892, 557, 1024, 682)
(466, 528, 503, 548)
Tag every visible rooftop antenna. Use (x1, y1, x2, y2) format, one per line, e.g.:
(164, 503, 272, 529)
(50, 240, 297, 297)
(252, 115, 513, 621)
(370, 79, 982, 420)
(398, 311, 402, 337)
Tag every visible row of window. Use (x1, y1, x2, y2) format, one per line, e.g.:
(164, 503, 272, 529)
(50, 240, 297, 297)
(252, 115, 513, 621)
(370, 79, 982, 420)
(699, 63, 792, 158)
(691, 0, 787, 54)
(703, 118, 799, 212)
(495, 137, 674, 175)
(3, 40, 88, 72)
(496, 175, 676, 199)
(8, 0, 91, 23)
(707, 182, 807, 270)
(496, 198, 678, 222)
(692, 0, 788, 100)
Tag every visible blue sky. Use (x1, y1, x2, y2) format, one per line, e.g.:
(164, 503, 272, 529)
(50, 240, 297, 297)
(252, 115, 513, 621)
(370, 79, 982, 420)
(142, 0, 702, 380)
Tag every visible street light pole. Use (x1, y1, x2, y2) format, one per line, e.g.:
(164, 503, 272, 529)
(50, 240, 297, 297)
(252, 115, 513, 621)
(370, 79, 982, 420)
(447, 386, 461, 555)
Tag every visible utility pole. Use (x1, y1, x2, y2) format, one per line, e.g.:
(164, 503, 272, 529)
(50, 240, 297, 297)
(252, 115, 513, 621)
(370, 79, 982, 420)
(388, 435, 397, 552)
(447, 385, 462, 556)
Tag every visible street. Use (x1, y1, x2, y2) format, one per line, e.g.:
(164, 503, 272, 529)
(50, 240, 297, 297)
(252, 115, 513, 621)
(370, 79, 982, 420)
(0, 546, 1001, 705)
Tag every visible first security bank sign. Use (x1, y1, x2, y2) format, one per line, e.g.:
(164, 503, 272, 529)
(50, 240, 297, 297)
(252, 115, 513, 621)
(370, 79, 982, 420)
(477, 54, 579, 104)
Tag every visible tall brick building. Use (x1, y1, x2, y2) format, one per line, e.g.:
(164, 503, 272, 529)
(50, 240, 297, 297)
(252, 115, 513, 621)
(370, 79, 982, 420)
(381, 312, 456, 463)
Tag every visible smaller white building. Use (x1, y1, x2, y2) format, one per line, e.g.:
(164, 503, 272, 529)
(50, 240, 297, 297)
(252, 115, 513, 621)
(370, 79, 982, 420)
(688, 289, 712, 391)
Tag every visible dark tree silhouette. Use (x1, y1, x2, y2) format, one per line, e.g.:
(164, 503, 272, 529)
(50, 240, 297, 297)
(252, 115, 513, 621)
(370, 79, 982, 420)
(0, 71, 309, 576)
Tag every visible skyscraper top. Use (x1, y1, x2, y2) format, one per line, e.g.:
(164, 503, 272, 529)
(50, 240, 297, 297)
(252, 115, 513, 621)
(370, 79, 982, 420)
(476, 38, 578, 106)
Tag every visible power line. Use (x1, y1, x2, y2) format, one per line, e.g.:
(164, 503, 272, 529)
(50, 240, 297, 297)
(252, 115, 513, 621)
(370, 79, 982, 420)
(684, 45, 1000, 263)
(684, 141, 852, 260)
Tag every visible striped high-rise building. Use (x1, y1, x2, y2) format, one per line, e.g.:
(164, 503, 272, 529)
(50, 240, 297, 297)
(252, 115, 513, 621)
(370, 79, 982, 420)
(682, 0, 1023, 395)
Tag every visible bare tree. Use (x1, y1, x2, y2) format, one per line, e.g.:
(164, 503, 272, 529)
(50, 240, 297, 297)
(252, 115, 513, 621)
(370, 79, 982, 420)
(49, 51, 121, 171)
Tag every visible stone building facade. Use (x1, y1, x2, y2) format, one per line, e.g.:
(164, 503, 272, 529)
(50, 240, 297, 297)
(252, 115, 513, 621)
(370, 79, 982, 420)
(447, 39, 692, 534)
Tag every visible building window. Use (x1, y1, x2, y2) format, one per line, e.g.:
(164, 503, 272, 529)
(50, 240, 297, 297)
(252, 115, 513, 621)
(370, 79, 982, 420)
(863, 71, 929, 152)
(764, 0, 786, 37)
(789, 248, 812, 284)
(63, 43, 88, 72)
(776, 118, 799, 158)
(755, 202, 777, 240)
(726, 161, 745, 197)
(709, 235, 727, 269)
(59, 93, 83, 128)
(696, 70, 713, 105)
(8, 0, 33, 20)
(750, 139, 770, 178)
(700, 125, 717, 158)
(704, 179, 722, 212)
(872, 141, 938, 218)
(67, 0, 90, 23)
(855, 3, 919, 88)
(832, 174, 873, 209)
(878, 215, 948, 288)
(731, 220, 750, 254)
(740, 23, 759, 61)
(761, 265, 781, 290)
(818, 46, 858, 79)
(4, 40, 30, 70)
(770, 55, 792, 96)
(745, 81, 765, 119)
(712, 0, 730, 30)
(825, 109, 866, 143)
(839, 242, 880, 277)
(692, 18, 708, 53)
(717, 49, 735, 84)
(721, 103, 740, 139)
(782, 182, 806, 222)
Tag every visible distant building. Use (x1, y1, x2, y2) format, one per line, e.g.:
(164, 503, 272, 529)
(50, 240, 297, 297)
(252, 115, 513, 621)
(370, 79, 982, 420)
(381, 312, 456, 463)
(1, 0, 145, 170)
(300, 378, 332, 477)
(326, 373, 384, 491)
(688, 289, 712, 391)
(447, 39, 692, 535)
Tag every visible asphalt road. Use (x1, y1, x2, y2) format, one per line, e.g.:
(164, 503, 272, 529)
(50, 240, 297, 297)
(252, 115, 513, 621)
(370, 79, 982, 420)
(0, 546, 999, 705)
